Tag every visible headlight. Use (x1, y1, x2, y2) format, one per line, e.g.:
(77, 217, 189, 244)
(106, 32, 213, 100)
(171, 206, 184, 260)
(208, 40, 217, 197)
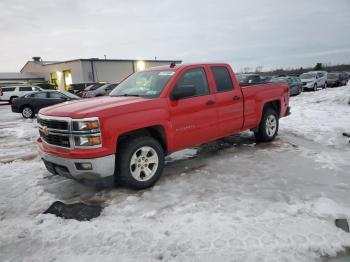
(72, 119, 99, 132)
(74, 135, 101, 147)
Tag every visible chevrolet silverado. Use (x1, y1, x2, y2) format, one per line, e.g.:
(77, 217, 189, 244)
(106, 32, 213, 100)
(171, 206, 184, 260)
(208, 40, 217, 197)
(37, 63, 290, 189)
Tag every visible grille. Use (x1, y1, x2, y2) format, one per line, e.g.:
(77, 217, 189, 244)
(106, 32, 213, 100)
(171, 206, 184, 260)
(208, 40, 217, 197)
(37, 118, 68, 130)
(39, 130, 71, 148)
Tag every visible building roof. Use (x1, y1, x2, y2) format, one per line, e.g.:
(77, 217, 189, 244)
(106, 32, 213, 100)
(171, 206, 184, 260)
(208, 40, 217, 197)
(0, 72, 45, 81)
(20, 58, 182, 72)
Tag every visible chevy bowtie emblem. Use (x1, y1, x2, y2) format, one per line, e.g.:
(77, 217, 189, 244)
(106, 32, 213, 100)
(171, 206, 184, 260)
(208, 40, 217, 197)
(42, 126, 49, 136)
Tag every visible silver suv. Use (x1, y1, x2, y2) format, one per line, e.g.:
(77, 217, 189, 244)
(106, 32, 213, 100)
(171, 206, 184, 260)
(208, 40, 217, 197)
(300, 71, 327, 91)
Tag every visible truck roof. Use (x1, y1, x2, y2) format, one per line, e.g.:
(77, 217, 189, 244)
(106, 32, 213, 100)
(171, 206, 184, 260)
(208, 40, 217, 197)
(145, 63, 231, 71)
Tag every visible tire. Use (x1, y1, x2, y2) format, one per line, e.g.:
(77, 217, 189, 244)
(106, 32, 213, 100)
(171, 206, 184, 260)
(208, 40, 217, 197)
(9, 96, 17, 104)
(298, 86, 302, 95)
(324, 82, 327, 89)
(313, 83, 317, 91)
(21, 106, 34, 119)
(115, 136, 164, 189)
(254, 108, 279, 142)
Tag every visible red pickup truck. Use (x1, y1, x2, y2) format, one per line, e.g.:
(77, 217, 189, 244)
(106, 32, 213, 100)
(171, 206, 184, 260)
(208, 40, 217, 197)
(37, 63, 290, 189)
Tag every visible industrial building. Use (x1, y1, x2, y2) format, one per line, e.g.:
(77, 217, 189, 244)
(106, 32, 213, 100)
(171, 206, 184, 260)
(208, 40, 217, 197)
(20, 57, 182, 91)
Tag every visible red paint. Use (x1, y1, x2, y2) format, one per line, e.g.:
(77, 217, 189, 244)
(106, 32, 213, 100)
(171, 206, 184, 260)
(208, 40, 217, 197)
(38, 63, 289, 159)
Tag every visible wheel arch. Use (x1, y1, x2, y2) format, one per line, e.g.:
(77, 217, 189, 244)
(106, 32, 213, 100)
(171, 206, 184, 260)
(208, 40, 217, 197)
(20, 104, 34, 111)
(116, 125, 168, 154)
(263, 100, 281, 117)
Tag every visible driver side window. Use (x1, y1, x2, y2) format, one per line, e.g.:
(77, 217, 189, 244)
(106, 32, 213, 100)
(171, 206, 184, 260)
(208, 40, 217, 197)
(174, 68, 209, 98)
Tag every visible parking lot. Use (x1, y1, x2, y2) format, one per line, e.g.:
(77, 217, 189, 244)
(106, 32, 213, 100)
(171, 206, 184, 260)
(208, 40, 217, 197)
(0, 84, 350, 261)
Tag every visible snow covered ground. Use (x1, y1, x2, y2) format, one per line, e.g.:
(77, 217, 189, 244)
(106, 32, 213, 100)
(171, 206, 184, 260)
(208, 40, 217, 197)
(1, 85, 350, 262)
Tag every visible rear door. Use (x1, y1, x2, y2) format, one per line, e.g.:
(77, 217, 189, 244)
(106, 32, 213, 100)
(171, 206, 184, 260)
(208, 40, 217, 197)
(168, 67, 219, 150)
(210, 66, 244, 136)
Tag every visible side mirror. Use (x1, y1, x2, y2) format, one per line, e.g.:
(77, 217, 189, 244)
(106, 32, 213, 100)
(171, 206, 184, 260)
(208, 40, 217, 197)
(171, 85, 196, 100)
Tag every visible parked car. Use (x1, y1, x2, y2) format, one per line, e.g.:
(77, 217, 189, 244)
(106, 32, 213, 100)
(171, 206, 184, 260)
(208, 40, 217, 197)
(270, 76, 303, 96)
(37, 63, 290, 189)
(236, 74, 265, 85)
(84, 83, 119, 98)
(327, 72, 343, 87)
(11, 90, 80, 118)
(340, 72, 349, 85)
(69, 82, 96, 95)
(299, 71, 327, 91)
(80, 83, 108, 97)
(0, 85, 42, 104)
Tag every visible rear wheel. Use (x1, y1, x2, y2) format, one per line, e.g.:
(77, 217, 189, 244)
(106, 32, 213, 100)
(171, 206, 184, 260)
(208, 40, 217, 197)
(255, 108, 279, 142)
(21, 106, 34, 118)
(115, 136, 164, 189)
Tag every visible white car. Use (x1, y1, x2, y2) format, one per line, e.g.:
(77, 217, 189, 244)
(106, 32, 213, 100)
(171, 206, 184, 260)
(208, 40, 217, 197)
(300, 71, 328, 91)
(0, 85, 42, 104)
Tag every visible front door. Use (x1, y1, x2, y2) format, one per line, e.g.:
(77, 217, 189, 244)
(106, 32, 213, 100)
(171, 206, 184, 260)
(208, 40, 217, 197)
(168, 67, 218, 151)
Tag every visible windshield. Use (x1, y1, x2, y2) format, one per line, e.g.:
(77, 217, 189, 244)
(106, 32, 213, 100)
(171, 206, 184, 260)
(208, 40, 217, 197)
(110, 70, 175, 98)
(270, 77, 288, 83)
(300, 73, 316, 79)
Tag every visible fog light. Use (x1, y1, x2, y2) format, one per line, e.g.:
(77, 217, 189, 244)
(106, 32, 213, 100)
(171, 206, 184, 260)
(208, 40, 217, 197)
(75, 162, 92, 170)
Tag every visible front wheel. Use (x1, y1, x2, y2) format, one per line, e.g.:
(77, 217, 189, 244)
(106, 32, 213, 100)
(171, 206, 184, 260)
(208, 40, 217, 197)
(324, 82, 327, 89)
(22, 106, 34, 118)
(115, 136, 164, 189)
(313, 83, 317, 91)
(255, 108, 279, 142)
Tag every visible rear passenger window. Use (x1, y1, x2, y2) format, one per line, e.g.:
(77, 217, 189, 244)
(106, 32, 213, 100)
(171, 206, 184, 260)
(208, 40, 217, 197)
(211, 66, 233, 92)
(19, 86, 33, 91)
(32, 92, 47, 98)
(48, 92, 66, 99)
(176, 68, 209, 97)
(1, 87, 15, 92)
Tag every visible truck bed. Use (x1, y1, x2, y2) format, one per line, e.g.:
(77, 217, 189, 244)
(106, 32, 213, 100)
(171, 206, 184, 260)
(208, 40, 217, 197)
(241, 82, 289, 130)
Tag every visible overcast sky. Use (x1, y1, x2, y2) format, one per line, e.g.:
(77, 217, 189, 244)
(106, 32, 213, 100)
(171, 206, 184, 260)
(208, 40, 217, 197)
(0, 0, 349, 72)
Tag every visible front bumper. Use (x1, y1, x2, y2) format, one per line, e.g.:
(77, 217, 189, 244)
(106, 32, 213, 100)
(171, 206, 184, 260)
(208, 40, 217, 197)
(303, 83, 314, 89)
(39, 149, 115, 180)
(11, 105, 20, 113)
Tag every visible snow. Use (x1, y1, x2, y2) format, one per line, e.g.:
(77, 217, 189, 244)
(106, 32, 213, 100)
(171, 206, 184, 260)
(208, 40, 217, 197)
(1, 85, 350, 261)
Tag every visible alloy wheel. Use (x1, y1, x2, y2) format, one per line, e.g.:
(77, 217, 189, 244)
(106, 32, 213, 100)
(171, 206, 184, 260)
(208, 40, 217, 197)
(129, 146, 159, 182)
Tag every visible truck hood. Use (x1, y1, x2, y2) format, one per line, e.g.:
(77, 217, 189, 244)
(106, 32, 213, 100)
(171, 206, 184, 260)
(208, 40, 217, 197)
(39, 96, 151, 118)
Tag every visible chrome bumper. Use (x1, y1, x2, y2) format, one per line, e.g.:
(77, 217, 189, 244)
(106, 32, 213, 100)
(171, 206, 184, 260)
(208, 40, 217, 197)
(40, 151, 115, 180)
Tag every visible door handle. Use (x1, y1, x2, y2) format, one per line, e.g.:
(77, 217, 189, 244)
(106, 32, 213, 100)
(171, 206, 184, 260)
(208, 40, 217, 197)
(206, 100, 216, 105)
(233, 96, 241, 101)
